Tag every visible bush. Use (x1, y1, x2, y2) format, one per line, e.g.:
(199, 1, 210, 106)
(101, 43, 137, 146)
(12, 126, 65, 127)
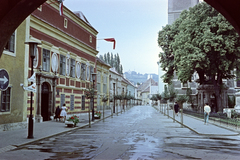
(228, 96, 235, 108)
(231, 110, 240, 119)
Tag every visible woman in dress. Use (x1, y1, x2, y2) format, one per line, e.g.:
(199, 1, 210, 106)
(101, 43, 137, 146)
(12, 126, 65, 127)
(60, 103, 67, 122)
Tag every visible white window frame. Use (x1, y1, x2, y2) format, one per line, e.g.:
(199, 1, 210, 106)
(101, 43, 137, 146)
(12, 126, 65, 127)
(66, 58, 70, 76)
(64, 18, 68, 28)
(70, 58, 75, 78)
(42, 48, 50, 72)
(3, 31, 17, 57)
(60, 54, 66, 76)
(0, 87, 11, 113)
(86, 65, 90, 81)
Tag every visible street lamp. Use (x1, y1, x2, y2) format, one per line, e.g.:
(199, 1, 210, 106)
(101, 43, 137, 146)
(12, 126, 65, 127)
(25, 41, 41, 139)
(91, 73, 96, 121)
(113, 82, 115, 113)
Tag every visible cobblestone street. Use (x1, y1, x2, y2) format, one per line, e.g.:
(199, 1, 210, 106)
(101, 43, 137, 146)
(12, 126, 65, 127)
(1, 106, 240, 160)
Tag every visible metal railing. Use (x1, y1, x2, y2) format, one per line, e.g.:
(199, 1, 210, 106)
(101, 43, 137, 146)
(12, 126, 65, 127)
(183, 109, 240, 130)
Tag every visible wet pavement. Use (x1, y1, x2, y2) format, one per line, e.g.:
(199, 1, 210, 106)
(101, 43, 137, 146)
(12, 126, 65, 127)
(1, 105, 240, 160)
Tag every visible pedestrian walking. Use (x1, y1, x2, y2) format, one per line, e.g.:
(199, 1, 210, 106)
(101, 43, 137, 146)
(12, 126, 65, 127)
(174, 102, 179, 116)
(60, 103, 68, 122)
(204, 103, 211, 125)
(54, 106, 61, 121)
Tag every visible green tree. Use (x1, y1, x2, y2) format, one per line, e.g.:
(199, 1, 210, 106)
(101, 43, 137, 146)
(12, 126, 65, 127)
(120, 64, 123, 74)
(99, 55, 104, 61)
(150, 94, 158, 105)
(104, 54, 108, 64)
(176, 95, 188, 109)
(114, 54, 118, 71)
(110, 52, 114, 67)
(101, 53, 124, 75)
(107, 52, 110, 65)
(168, 83, 177, 102)
(158, 10, 188, 84)
(186, 88, 195, 110)
(158, 2, 240, 111)
(161, 85, 169, 103)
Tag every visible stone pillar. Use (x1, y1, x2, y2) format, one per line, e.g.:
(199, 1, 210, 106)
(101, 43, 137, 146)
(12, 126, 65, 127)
(52, 76, 57, 115)
(201, 92, 204, 111)
(234, 92, 240, 112)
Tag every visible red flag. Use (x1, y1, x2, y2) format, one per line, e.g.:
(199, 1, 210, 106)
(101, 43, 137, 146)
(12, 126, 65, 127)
(104, 38, 116, 49)
(59, 0, 63, 16)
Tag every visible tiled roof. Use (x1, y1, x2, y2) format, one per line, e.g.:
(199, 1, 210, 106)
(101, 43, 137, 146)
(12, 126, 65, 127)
(96, 57, 111, 68)
(109, 68, 121, 76)
(137, 78, 158, 92)
(142, 86, 150, 93)
(122, 76, 137, 88)
(74, 11, 92, 27)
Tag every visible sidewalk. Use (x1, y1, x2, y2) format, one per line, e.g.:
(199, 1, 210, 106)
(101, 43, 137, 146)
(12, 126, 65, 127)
(154, 106, 239, 136)
(0, 108, 115, 154)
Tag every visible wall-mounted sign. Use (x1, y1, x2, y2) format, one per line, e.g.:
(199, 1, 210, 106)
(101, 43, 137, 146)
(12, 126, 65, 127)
(0, 69, 9, 91)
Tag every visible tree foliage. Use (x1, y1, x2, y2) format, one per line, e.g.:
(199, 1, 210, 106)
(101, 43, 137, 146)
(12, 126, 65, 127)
(161, 85, 169, 103)
(158, 2, 240, 111)
(186, 88, 195, 109)
(168, 83, 177, 102)
(100, 52, 123, 74)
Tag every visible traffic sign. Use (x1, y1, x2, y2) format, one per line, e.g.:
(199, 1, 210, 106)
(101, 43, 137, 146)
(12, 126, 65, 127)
(0, 69, 9, 91)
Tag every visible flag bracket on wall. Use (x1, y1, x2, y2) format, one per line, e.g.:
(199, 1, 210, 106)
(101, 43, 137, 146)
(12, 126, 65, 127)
(98, 38, 116, 49)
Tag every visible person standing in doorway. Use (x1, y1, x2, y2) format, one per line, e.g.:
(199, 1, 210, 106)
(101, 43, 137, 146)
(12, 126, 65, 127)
(204, 103, 211, 125)
(174, 102, 179, 116)
(60, 103, 67, 122)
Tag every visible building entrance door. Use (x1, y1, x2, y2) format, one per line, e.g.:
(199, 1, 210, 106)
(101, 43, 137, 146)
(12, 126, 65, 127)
(41, 82, 50, 121)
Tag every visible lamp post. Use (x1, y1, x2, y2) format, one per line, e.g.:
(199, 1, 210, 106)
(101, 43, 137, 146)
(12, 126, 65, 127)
(113, 82, 115, 113)
(91, 73, 96, 121)
(25, 42, 41, 139)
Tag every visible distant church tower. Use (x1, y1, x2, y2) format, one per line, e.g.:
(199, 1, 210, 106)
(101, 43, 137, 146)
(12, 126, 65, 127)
(168, 0, 199, 25)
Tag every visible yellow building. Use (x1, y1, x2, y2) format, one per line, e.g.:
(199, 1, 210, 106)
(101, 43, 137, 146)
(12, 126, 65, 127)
(0, 19, 29, 130)
(0, 1, 99, 130)
(96, 57, 111, 109)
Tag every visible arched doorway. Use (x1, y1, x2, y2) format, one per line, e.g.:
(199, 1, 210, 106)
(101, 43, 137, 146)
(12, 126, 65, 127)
(41, 82, 50, 121)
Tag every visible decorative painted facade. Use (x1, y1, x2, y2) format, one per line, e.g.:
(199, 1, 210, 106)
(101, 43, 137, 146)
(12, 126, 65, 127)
(0, 0, 98, 130)
(30, 1, 98, 122)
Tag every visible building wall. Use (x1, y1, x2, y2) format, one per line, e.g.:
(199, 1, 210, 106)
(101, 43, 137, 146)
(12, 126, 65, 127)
(127, 85, 136, 97)
(109, 68, 123, 108)
(0, 19, 28, 127)
(168, 0, 199, 24)
(142, 92, 150, 105)
(96, 61, 110, 110)
(0, 0, 99, 130)
(28, 2, 98, 121)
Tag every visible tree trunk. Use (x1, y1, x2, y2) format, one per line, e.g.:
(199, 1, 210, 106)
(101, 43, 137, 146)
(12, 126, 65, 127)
(212, 76, 223, 112)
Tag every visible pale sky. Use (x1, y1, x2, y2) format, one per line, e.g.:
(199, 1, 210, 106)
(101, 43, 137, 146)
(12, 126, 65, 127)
(64, 0, 168, 75)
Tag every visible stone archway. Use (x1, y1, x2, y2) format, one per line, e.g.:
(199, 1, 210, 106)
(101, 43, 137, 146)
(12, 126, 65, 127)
(35, 72, 58, 122)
